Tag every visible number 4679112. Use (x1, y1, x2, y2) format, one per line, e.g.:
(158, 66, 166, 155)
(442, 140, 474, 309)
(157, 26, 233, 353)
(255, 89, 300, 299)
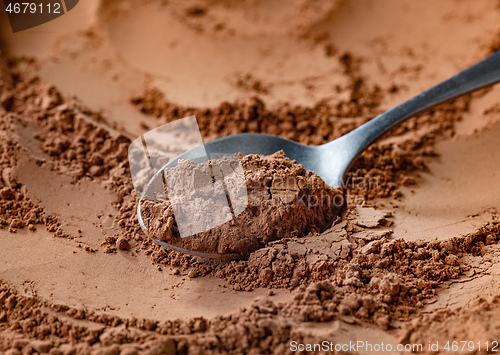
(443, 341, 498, 352)
(5, 2, 61, 14)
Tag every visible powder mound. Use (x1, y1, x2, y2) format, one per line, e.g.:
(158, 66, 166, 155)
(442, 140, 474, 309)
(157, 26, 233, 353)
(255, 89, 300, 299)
(0, 122, 45, 233)
(140, 151, 343, 257)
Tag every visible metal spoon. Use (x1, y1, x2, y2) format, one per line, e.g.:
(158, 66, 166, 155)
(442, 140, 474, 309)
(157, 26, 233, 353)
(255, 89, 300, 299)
(139, 51, 500, 259)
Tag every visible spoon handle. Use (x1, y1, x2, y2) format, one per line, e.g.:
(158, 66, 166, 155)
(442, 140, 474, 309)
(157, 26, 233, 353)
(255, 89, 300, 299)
(343, 50, 500, 158)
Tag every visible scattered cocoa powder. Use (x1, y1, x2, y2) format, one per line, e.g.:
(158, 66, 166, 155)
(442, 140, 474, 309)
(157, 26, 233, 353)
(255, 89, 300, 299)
(130, 76, 471, 201)
(1, 19, 500, 352)
(0, 52, 480, 276)
(0, 222, 498, 353)
(0, 55, 476, 277)
(0, 118, 45, 233)
(0, 278, 325, 354)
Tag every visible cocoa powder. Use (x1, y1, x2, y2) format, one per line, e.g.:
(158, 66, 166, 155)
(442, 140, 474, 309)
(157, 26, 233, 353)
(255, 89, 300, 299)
(1, 13, 500, 352)
(140, 152, 342, 257)
(131, 81, 471, 200)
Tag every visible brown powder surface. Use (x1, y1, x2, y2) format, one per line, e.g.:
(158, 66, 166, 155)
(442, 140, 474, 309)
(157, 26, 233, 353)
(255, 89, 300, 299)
(2, 1, 500, 353)
(141, 152, 342, 257)
(1, 44, 499, 355)
(131, 84, 471, 201)
(405, 293, 500, 347)
(0, 123, 44, 233)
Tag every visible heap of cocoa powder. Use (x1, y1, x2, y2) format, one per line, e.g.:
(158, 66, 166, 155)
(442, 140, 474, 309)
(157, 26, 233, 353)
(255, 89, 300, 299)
(140, 152, 343, 257)
(1, 48, 498, 354)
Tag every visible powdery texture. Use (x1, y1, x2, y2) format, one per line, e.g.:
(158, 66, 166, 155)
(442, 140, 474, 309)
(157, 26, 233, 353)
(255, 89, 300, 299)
(0, 135, 44, 232)
(0, 58, 475, 288)
(0, 223, 499, 354)
(141, 152, 342, 257)
(1, 11, 500, 352)
(131, 79, 471, 201)
(0, 279, 323, 354)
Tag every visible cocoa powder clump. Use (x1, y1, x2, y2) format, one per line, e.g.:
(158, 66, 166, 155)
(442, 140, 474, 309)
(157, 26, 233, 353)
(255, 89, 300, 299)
(140, 152, 343, 257)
